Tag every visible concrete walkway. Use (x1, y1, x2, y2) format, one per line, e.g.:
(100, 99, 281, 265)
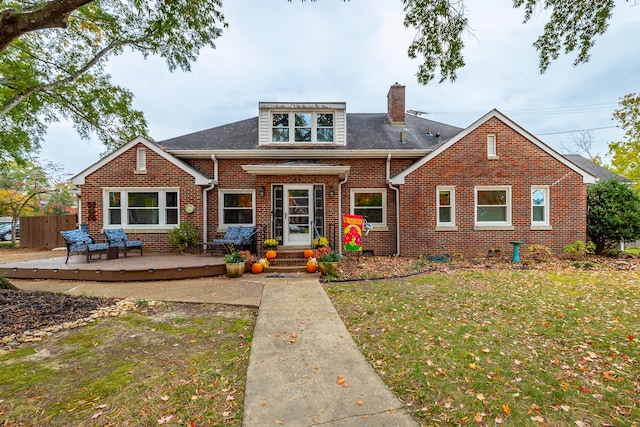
(244, 276, 417, 426)
(14, 274, 417, 426)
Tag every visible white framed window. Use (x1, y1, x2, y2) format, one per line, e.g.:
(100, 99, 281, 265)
(104, 188, 178, 228)
(437, 186, 456, 227)
(487, 134, 497, 158)
(351, 189, 386, 227)
(271, 111, 334, 143)
(219, 190, 255, 227)
(136, 147, 146, 172)
(531, 186, 550, 226)
(475, 186, 511, 227)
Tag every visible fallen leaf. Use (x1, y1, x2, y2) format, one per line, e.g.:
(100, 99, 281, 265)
(160, 395, 169, 401)
(503, 404, 511, 414)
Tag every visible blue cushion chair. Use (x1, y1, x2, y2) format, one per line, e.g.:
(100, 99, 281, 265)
(103, 228, 143, 257)
(205, 225, 256, 255)
(60, 229, 109, 263)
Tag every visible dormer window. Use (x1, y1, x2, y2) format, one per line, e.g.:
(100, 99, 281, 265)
(259, 102, 346, 146)
(272, 112, 334, 143)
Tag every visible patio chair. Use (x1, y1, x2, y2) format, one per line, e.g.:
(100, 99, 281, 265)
(204, 225, 256, 255)
(103, 228, 143, 257)
(60, 229, 109, 264)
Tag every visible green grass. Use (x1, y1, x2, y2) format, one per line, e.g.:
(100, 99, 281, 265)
(0, 303, 256, 426)
(326, 269, 640, 426)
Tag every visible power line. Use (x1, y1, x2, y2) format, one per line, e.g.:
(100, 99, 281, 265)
(537, 126, 618, 135)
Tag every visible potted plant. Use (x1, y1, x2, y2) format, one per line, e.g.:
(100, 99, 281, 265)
(224, 244, 247, 278)
(318, 250, 340, 276)
(263, 238, 278, 259)
(312, 236, 329, 249)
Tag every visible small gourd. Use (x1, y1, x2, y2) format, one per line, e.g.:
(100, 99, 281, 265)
(306, 263, 317, 273)
(251, 263, 264, 274)
(266, 249, 277, 260)
(303, 249, 314, 259)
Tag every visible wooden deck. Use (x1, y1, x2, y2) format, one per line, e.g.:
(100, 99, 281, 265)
(0, 252, 226, 282)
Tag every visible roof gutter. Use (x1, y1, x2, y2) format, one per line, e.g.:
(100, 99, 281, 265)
(387, 153, 400, 256)
(337, 171, 349, 257)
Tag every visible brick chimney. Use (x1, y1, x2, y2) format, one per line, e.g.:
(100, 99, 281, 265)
(387, 83, 405, 126)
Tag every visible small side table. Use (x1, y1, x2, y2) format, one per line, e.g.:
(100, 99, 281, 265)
(107, 246, 119, 260)
(510, 241, 525, 263)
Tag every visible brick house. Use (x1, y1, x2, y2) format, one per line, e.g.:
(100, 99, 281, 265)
(71, 83, 596, 257)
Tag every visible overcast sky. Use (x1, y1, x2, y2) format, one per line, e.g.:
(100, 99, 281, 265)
(42, 0, 640, 176)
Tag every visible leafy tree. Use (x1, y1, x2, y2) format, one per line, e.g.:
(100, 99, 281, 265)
(402, 0, 622, 84)
(587, 178, 640, 254)
(43, 182, 77, 215)
(609, 93, 640, 189)
(1, 0, 226, 164)
(0, 0, 628, 163)
(0, 161, 53, 244)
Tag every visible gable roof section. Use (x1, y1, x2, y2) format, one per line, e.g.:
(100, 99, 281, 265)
(71, 136, 212, 186)
(389, 109, 597, 185)
(563, 154, 632, 183)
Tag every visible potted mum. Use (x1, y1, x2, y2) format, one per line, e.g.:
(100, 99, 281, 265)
(318, 250, 340, 276)
(312, 236, 329, 249)
(224, 244, 247, 278)
(264, 238, 278, 259)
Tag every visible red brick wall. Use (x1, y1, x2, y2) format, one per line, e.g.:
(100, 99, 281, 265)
(398, 117, 588, 257)
(78, 143, 205, 252)
(79, 120, 588, 258)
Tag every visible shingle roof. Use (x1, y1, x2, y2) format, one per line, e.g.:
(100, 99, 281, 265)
(563, 154, 632, 183)
(155, 114, 463, 152)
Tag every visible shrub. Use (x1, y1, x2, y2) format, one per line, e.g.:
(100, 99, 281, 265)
(168, 221, 200, 253)
(563, 240, 595, 260)
(587, 178, 640, 254)
(527, 244, 552, 261)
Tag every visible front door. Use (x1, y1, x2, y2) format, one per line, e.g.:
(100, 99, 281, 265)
(284, 185, 312, 246)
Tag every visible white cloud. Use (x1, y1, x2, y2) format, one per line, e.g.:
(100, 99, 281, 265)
(42, 0, 639, 173)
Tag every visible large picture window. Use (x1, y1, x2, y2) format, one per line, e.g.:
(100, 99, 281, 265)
(475, 186, 511, 226)
(351, 189, 386, 226)
(105, 189, 178, 228)
(437, 186, 455, 227)
(219, 191, 255, 227)
(271, 111, 334, 143)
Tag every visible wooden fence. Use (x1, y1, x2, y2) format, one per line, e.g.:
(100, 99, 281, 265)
(20, 214, 78, 249)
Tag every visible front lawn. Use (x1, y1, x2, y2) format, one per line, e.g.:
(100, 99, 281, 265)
(326, 268, 640, 426)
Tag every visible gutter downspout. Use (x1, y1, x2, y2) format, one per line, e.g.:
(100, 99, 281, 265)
(202, 154, 219, 243)
(387, 153, 400, 256)
(337, 172, 349, 257)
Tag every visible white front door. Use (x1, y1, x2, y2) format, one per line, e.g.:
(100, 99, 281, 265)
(284, 185, 312, 246)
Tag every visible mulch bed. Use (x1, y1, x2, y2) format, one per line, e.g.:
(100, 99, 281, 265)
(0, 289, 117, 339)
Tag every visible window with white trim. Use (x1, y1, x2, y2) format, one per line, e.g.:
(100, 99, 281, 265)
(487, 134, 497, 158)
(475, 186, 511, 226)
(271, 111, 334, 143)
(532, 186, 549, 225)
(351, 189, 386, 226)
(105, 189, 178, 228)
(437, 186, 455, 226)
(136, 147, 146, 171)
(219, 190, 255, 227)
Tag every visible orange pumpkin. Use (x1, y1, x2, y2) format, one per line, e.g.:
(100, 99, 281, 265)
(266, 250, 277, 259)
(303, 249, 314, 259)
(251, 263, 263, 274)
(306, 263, 317, 273)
